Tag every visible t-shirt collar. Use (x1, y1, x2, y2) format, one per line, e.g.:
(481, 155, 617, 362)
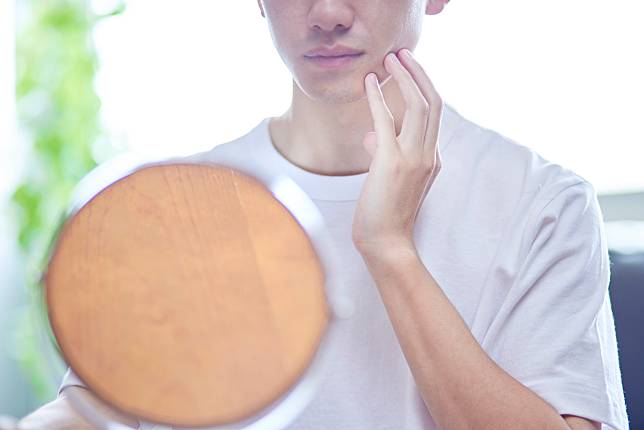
(256, 102, 460, 202)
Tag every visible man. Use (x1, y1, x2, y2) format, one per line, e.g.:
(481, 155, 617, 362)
(6, 0, 628, 429)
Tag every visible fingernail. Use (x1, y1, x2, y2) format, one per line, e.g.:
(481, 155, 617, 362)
(401, 48, 412, 59)
(368, 73, 378, 86)
(386, 52, 397, 64)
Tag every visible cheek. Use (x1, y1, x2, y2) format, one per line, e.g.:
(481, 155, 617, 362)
(264, 9, 303, 60)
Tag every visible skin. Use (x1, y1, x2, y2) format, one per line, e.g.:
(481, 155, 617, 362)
(257, 1, 602, 429)
(0, 1, 603, 428)
(259, 0, 442, 176)
(1, 386, 138, 429)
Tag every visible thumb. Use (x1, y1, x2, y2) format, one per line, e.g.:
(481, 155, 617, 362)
(362, 131, 378, 158)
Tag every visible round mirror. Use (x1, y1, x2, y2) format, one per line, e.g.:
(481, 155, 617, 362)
(44, 162, 352, 429)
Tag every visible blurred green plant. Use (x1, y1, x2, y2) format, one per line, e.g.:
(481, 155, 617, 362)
(10, 0, 125, 401)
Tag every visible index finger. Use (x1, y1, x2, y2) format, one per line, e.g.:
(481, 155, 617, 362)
(364, 72, 397, 150)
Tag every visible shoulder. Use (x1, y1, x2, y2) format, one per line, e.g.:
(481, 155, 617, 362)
(445, 105, 593, 204)
(67, 119, 266, 215)
(177, 118, 266, 166)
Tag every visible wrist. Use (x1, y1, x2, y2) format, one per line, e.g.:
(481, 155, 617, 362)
(354, 236, 418, 265)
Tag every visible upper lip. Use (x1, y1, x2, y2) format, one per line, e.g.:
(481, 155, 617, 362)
(304, 45, 364, 57)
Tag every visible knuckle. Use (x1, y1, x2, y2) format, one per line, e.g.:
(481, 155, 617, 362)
(422, 154, 436, 171)
(385, 112, 396, 129)
(391, 154, 409, 174)
(423, 161, 434, 176)
(417, 98, 430, 115)
(393, 156, 405, 172)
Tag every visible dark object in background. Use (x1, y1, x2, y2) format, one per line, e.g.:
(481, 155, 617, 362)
(608, 249, 644, 429)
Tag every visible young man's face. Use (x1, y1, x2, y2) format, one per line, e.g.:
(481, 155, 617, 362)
(257, 0, 446, 105)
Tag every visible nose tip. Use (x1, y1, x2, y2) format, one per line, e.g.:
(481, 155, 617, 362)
(308, 2, 355, 34)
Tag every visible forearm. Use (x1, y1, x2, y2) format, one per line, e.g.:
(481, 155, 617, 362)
(18, 386, 138, 430)
(358, 243, 572, 430)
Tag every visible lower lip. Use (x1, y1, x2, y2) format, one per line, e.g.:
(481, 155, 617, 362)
(304, 53, 363, 69)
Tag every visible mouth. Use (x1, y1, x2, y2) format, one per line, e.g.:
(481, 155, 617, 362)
(303, 53, 364, 70)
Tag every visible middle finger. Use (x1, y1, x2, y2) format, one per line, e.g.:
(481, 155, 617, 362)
(383, 51, 429, 153)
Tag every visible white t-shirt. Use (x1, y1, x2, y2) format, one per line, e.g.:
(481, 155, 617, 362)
(58, 102, 629, 430)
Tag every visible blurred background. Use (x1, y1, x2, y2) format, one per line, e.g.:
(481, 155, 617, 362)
(1, 0, 643, 427)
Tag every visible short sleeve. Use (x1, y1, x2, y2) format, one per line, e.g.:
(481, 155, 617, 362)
(57, 366, 87, 397)
(57, 367, 149, 429)
(484, 181, 629, 430)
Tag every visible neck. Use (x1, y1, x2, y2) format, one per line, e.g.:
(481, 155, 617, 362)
(269, 76, 406, 176)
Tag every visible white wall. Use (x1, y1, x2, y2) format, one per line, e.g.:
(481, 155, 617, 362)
(427, 0, 644, 195)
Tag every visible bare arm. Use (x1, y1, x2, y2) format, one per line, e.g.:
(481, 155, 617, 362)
(10, 386, 139, 430)
(359, 243, 602, 430)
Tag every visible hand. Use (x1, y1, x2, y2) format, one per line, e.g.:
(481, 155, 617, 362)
(11, 387, 134, 430)
(352, 48, 444, 255)
(0, 415, 19, 430)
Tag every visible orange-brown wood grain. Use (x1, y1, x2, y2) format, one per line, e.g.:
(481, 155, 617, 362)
(45, 163, 329, 427)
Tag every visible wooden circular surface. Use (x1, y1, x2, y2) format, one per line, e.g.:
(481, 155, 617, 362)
(45, 163, 329, 427)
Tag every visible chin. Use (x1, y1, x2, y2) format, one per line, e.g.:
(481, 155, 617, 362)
(296, 75, 369, 105)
